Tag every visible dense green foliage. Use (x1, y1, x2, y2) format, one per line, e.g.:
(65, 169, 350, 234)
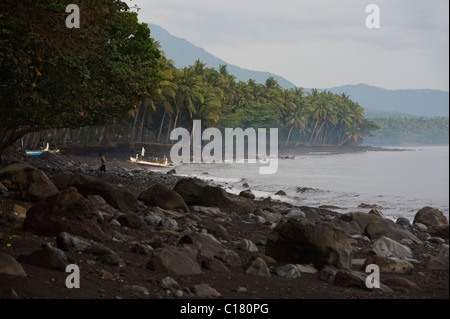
(363, 116, 449, 146)
(0, 0, 162, 154)
(1, 2, 378, 154)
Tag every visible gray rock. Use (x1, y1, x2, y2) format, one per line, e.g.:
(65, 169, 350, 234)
(239, 189, 255, 199)
(0, 253, 27, 277)
(131, 243, 154, 256)
(161, 276, 181, 292)
(17, 244, 68, 271)
(160, 217, 179, 231)
(319, 265, 338, 284)
(147, 246, 202, 275)
(56, 232, 115, 255)
(144, 214, 162, 227)
(276, 264, 302, 278)
(286, 208, 306, 219)
(179, 232, 225, 259)
(372, 236, 413, 259)
(116, 213, 150, 231)
(245, 257, 271, 277)
(98, 254, 125, 267)
(216, 249, 242, 267)
(266, 218, 353, 269)
(396, 217, 412, 227)
(237, 239, 259, 252)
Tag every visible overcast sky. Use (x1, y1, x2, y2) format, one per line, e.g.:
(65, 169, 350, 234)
(124, 0, 449, 91)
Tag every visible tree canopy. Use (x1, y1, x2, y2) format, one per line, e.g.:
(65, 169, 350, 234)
(0, 0, 162, 154)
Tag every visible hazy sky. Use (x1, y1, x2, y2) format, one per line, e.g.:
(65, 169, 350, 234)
(124, 0, 449, 91)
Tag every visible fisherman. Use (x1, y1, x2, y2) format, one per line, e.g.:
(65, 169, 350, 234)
(141, 147, 145, 160)
(99, 153, 106, 175)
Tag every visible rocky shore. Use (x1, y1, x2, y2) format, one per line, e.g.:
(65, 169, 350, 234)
(0, 150, 448, 301)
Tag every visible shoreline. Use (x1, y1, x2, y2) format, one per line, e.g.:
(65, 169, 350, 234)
(0, 151, 448, 300)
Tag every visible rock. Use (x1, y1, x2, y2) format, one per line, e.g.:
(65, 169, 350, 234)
(0, 253, 27, 277)
(266, 218, 353, 269)
(428, 225, 449, 239)
(193, 283, 221, 298)
(56, 232, 114, 255)
(0, 163, 58, 201)
(51, 172, 139, 213)
(131, 243, 154, 256)
(275, 190, 286, 196)
(296, 264, 318, 274)
(425, 245, 449, 270)
(86, 195, 118, 220)
(337, 211, 419, 243)
(372, 236, 413, 259)
(396, 217, 412, 227)
(428, 237, 446, 244)
(144, 214, 162, 227)
(97, 254, 125, 267)
(161, 276, 181, 292)
(201, 257, 230, 273)
(383, 277, 419, 290)
(237, 239, 258, 252)
(245, 257, 271, 277)
(276, 264, 302, 278)
(179, 232, 225, 259)
(216, 249, 242, 267)
(173, 178, 209, 205)
(147, 246, 202, 275)
(23, 187, 113, 242)
(333, 270, 368, 290)
(239, 189, 255, 199)
(160, 217, 179, 231)
(440, 244, 449, 258)
(0, 182, 8, 194)
(285, 208, 306, 220)
(198, 186, 256, 216)
(362, 255, 414, 274)
(200, 218, 229, 239)
(251, 253, 277, 265)
(138, 184, 189, 213)
(17, 244, 68, 272)
(166, 169, 177, 175)
(124, 285, 149, 296)
(318, 265, 338, 284)
(414, 207, 448, 228)
(253, 208, 281, 224)
(116, 214, 150, 231)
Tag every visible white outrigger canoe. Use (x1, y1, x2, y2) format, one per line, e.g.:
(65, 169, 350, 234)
(129, 155, 175, 168)
(25, 143, 60, 156)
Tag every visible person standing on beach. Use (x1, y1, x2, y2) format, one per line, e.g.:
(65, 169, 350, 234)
(99, 153, 106, 175)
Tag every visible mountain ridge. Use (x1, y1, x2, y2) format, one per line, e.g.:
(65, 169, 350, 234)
(148, 23, 449, 118)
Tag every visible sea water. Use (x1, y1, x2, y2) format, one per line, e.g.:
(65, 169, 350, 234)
(172, 145, 449, 223)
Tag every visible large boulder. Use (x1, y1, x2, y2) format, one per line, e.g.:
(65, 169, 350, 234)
(414, 207, 448, 228)
(0, 163, 58, 201)
(146, 246, 202, 275)
(337, 211, 420, 243)
(198, 186, 256, 216)
(371, 236, 413, 259)
(50, 172, 139, 213)
(173, 178, 208, 205)
(138, 184, 189, 213)
(23, 187, 114, 242)
(173, 178, 256, 215)
(266, 218, 353, 269)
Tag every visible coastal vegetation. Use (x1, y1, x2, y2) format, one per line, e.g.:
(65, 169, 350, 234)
(5, 1, 446, 155)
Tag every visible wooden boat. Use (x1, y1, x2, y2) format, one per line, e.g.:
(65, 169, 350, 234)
(129, 156, 175, 168)
(25, 143, 60, 156)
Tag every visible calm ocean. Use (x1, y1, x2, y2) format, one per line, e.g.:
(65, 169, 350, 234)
(173, 145, 449, 223)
